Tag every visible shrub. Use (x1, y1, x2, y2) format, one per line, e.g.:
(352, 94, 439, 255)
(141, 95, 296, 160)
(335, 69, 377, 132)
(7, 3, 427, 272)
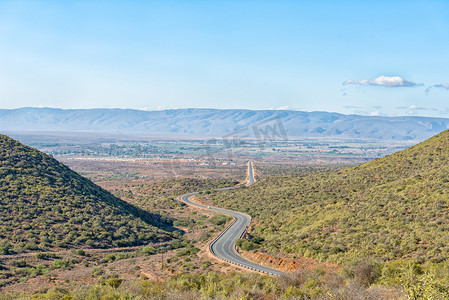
(74, 249, 86, 256)
(104, 254, 116, 262)
(11, 260, 27, 268)
(91, 267, 104, 276)
(142, 246, 156, 255)
(35, 252, 56, 260)
(282, 286, 303, 298)
(0, 246, 11, 255)
(236, 239, 257, 251)
(52, 259, 68, 269)
(106, 278, 123, 289)
(209, 214, 231, 226)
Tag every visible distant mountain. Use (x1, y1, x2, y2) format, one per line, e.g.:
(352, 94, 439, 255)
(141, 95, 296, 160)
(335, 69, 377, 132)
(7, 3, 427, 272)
(1, 107, 448, 141)
(0, 135, 171, 253)
(210, 128, 449, 264)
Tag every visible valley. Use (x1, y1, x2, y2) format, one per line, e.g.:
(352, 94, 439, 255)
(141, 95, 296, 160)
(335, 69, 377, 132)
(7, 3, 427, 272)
(2, 130, 449, 299)
(2, 1, 448, 297)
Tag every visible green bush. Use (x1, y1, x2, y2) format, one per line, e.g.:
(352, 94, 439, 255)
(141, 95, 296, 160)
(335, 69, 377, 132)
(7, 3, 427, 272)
(52, 259, 68, 269)
(106, 278, 123, 289)
(0, 246, 11, 255)
(209, 214, 231, 226)
(236, 239, 258, 251)
(35, 252, 56, 260)
(91, 267, 104, 276)
(104, 254, 116, 262)
(142, 246, 156, 255)
(74, 249, 86, 256)
(11, 260, 27, 268)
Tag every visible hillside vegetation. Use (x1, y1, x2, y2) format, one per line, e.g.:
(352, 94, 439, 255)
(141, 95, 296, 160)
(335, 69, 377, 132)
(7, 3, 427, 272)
(0, 135, 172, 254)
(208, 129, 449, 264)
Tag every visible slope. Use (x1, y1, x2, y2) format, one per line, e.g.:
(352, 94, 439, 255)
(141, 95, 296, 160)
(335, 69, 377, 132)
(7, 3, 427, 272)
(0, 135, 171, 254)
(208, 129, 449, 264)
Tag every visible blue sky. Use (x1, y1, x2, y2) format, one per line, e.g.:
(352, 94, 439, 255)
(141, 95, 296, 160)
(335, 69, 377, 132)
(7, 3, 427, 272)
(0, 1, 448, 117)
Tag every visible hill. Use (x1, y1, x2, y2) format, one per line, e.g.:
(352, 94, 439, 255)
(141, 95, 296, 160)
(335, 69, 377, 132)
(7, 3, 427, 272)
(1, 107, 449, 141)
(208, 129, 449, 264)
(0, 135, 171, 254)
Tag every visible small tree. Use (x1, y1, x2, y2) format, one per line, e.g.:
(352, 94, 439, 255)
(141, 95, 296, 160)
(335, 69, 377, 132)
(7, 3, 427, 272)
(106, 278, 123, 289)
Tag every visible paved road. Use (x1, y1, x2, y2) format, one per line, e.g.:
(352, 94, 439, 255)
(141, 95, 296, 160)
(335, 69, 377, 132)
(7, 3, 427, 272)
(178, 161, 284, 276)
(246, 161, 256, 186)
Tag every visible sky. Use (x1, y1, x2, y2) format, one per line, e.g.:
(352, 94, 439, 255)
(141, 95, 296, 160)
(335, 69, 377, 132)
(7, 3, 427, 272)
(0, 0, 448, 117)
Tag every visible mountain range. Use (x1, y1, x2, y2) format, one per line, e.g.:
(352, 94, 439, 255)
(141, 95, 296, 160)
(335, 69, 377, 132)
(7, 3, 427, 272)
(1, 107, 449, 141)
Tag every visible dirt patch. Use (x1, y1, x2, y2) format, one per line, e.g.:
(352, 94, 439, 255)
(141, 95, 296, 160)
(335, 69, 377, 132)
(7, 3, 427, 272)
(188, 196, 209, 206)
(240, 251, 340, 273)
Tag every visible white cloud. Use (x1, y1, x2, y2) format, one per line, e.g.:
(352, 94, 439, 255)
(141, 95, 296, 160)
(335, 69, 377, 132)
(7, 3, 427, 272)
(435, 83, 449, 90)
(343, 76, 423, 88)
(268, 106, 291, 110)
(370, 111, 380, 116)
(396, 105, 439, 112)
(426, 83, 449, 95)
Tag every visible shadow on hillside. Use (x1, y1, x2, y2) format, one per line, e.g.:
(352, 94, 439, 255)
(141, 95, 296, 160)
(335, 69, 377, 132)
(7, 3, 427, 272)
(104, 190, 184, 235)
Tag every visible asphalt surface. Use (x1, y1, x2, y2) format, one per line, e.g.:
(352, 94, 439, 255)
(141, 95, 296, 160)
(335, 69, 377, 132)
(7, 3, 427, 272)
(178, 161, 284, 276)
(246, 161, 255, 186)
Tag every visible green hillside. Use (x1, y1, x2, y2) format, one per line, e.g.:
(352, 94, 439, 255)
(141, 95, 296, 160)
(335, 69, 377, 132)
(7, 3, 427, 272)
(0, 135, 171, 254)
(209, 129, 449, 264)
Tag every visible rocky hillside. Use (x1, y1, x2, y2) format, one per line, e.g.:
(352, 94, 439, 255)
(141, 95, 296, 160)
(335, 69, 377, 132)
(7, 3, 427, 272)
(209, 129, 449, 264)
(0, 135, 171, 254)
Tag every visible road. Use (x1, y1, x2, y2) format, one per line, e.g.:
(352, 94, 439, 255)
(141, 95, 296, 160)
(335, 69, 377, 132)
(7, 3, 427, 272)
(246, 161, 256, 186)
(178, 161, 284, 276)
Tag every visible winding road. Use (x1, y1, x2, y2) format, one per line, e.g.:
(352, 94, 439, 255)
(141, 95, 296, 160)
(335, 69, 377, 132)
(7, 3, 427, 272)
(178, 161, 284, 276)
